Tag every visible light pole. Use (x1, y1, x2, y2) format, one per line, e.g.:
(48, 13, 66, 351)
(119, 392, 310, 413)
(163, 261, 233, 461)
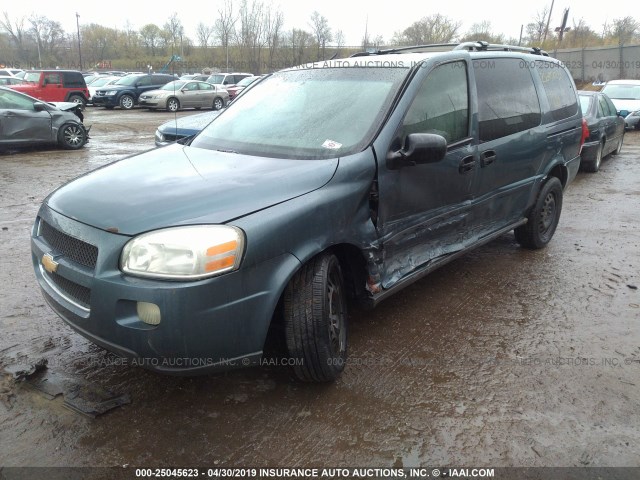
(76, 12, 83, 70)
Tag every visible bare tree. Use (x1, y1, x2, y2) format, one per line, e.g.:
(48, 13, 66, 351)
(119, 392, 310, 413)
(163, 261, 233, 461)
(563, 19, 600, 48)
(164, 13, 184, 55)
(606, 16, 639, 46)
(333, 29, 345, 55)
(1, 12, 28, 59)
(82, 24, 118, 66)
(140, 23, 162, 56)
(214, 0, 237, 71)
(460, 21, 505, 44)
(309, 11, 331, 60)
(196, 22, 214, 48)
(525, 7, 549, 45)
(391, 14, 461, 46)
(264, 7, 283, 71)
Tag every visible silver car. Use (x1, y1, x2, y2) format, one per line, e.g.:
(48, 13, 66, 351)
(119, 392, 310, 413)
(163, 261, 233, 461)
(138, 80, 229, 112)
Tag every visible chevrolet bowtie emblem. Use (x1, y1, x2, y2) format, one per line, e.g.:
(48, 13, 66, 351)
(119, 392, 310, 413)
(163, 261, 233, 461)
(42, 253, 59, 274)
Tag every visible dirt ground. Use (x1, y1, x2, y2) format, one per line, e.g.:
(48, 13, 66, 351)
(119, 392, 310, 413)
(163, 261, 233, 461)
(0, 108, 639, 469)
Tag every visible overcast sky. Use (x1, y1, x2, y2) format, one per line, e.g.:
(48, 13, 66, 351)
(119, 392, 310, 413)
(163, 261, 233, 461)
(4, 1, 639, 46)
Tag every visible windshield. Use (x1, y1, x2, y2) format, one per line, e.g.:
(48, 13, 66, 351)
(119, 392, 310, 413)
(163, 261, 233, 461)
(237, 76, 257, 87)
(115, 75, 142, 86)
(161, 81, 188, 91)
(207, 75, 224, 84)
(191, 67, 408, 159)
(24, 72, 41, 82)
(601, 84, 640, 100)
(90, 77, 115, 87)
(579, 95, 592, 114)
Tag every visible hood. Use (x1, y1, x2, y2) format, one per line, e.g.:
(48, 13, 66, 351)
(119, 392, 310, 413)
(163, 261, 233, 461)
(158, 110, 221, 136)
(609, 98, 640, 113)
(48, 102, 81, 112)
(46, 144, 339, 235)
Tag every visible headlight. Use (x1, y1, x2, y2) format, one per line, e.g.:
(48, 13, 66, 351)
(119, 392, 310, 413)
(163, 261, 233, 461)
(631, 110, 640, 116)
(155, 130, 165, 142)
(121, 226, 245, 280)
(105, 90, 117, 95)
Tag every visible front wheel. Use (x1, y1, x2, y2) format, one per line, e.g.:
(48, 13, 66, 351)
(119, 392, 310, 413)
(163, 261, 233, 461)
(119, 94, 135, 110)
(212, 97, 224, 110)
(58, 123, 87, 150)
(514, 177, 563, 249)
(166, 98, 180, 112)
(284, 253, 348, 382)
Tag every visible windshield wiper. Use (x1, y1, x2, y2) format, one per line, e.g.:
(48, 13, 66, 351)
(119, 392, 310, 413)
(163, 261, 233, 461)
(215, 149, 238, 154)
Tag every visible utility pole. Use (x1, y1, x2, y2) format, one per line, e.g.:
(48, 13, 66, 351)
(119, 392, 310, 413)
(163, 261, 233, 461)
(543, 0, 555, 43)
(76, 13, 83, 70)
(518, 25, 523, 46)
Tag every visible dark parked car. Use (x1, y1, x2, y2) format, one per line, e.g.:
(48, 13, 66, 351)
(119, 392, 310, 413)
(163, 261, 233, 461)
(578, 90, 625, 172)
(155, 110, 222, 146)
(92, 73, 176, 109)
(31, 43, 585, 382)
(0, 86, 88, 150)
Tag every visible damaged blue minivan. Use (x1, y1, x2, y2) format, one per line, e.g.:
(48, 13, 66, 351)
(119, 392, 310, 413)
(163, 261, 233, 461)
(31, 42, 585, 382)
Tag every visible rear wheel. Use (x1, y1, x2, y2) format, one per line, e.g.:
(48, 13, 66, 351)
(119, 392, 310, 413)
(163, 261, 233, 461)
(583, 141, 603, 173)
(58, 123, 87, 150)
(166, 98, 180, 112)
(612, 134, 624, 155)
(67, 94, 86, 110)
(284, 253, 348, 382)
(514, 177, 563, 249)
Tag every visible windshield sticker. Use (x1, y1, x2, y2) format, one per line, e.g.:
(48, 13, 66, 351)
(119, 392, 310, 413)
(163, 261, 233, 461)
(322, 139, 342, 150)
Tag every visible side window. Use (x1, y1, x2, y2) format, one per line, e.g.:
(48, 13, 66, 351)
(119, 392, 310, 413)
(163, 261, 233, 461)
(0, 90, 36, 110)
(43, 73, 62, 85)
(63, 73, 85, 87)
(136, 76, 152, 87)
(597, 96, 608, 117)
(199, 82, 213, 91)
(534, 60, 578, 121)
(401, 61, 469, 144)
(604, 96, 618, 116)
(474, 58, 541, 142)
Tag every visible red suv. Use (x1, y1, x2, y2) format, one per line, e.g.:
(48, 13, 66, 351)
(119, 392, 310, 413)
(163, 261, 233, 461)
(9, 70, 89, 108)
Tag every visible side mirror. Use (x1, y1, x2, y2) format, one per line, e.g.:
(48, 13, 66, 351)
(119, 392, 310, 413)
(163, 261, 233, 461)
(619, 110, 629, 117)
(33, 102, 46, 112)
(386, 133, 447, 169)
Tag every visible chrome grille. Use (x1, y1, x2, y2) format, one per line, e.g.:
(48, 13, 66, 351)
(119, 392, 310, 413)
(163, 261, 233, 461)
(39, 220, 98, 270)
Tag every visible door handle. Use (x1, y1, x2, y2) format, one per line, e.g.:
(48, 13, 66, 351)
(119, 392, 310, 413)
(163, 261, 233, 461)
(458, 155, 475, 174)
(481, 150, 496, 167)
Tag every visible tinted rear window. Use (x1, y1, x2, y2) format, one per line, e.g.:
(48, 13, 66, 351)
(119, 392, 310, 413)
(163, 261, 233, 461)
(63, 72, 86, 87)
(474, 58, 541, 142)
(535, 60, 578, 121)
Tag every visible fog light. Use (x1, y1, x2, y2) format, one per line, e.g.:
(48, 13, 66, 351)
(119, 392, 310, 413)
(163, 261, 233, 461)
(137, 302, 161, 325)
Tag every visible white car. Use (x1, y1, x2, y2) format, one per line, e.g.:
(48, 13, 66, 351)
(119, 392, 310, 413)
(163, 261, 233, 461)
(0, 68, 24, 77)
(87, 76, 120, 104)
(601, 79, 640, 130)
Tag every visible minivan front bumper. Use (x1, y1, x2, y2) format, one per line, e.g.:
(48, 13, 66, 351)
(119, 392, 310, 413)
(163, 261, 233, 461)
(31, 206, 299, 374)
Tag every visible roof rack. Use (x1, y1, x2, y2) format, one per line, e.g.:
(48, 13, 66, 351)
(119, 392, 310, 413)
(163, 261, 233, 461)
(350, 41, 548, 57)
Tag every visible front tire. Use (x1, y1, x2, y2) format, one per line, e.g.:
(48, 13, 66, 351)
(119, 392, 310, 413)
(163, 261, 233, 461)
(58, 123, 87, 150)
(166, 98, 180, 112)
(213, 97, 224, 110)
(119, 94, 135, 110)
(514, 177, 563, 249)
(284, 253, 348, 382)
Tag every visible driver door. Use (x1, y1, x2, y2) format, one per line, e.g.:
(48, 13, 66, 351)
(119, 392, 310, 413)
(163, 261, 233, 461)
(373, 60, 476, 288)
(0, 89, 52, 146)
